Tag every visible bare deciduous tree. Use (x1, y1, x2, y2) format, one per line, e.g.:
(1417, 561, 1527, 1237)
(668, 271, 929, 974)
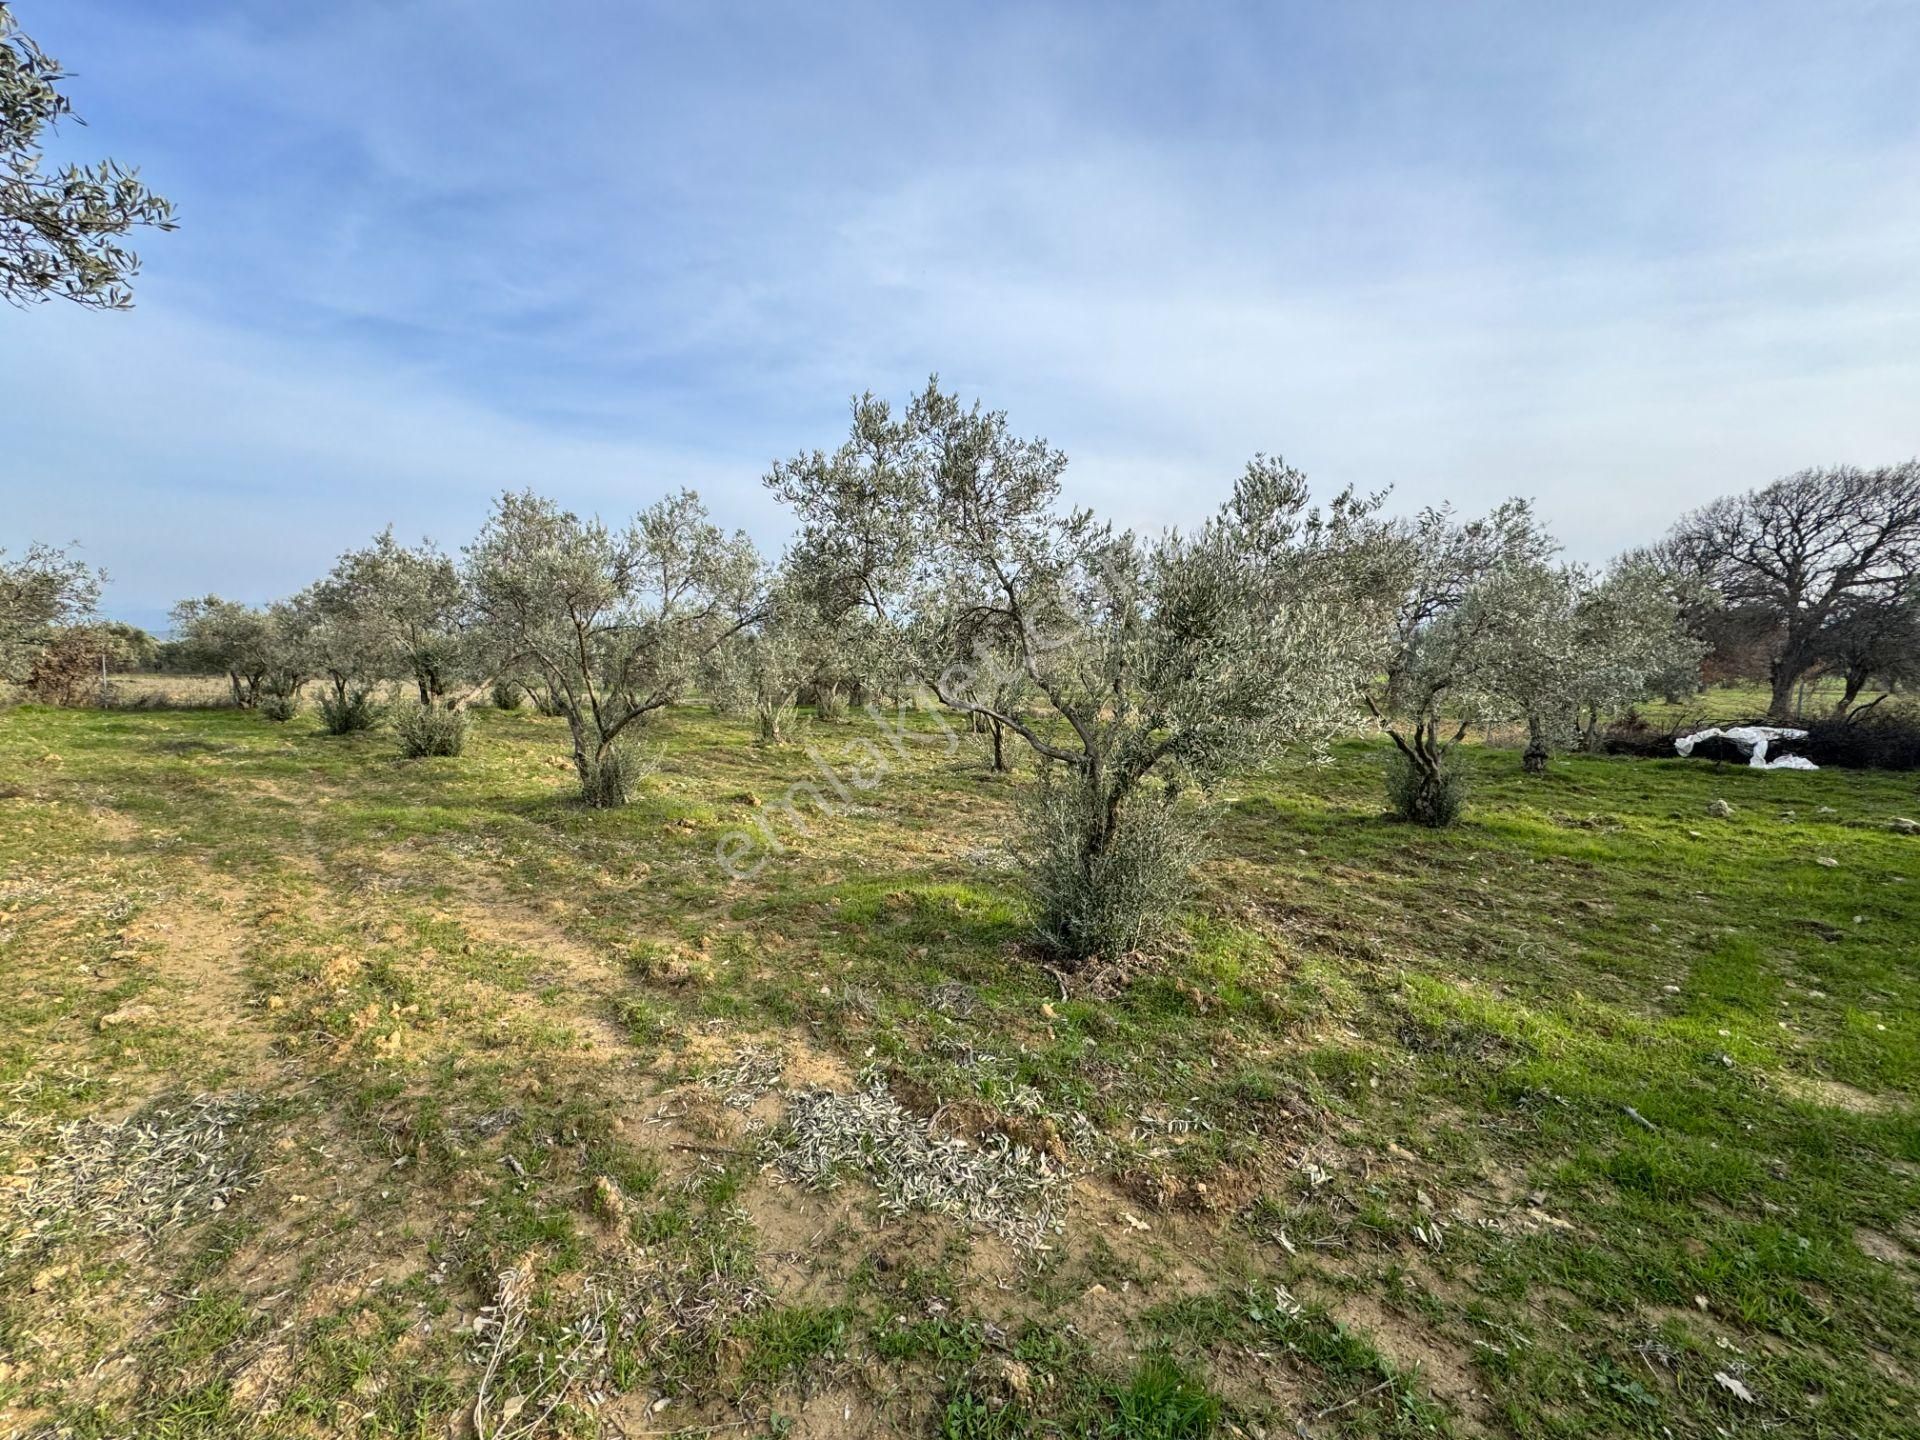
(1666, 463, 1920, 720)
(1821, 592, 1920, 715)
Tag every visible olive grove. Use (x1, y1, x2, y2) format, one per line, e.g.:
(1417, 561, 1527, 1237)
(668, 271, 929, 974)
(21, 392, 1907, 965)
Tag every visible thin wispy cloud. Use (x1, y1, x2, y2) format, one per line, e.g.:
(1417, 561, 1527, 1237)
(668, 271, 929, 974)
(3, 0, 1915, 627)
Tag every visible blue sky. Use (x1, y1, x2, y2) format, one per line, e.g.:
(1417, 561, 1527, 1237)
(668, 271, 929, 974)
(3, 1, 1917, 631)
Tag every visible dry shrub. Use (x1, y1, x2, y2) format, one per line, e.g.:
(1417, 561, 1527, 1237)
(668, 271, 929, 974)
(395, 701, 468, 757)
(1802, 704, 1920, 770)
(23, 629, 108, 707)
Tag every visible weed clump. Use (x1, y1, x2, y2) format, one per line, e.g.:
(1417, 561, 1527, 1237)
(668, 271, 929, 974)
(395, 701, 468, 757)
(1021, 772, 1204, 964)
(1386, 749, 1467, 827)
(579, 738, 652, 807)
(1113, 1354, 1221, 1440)
(317, 686, 380, 735)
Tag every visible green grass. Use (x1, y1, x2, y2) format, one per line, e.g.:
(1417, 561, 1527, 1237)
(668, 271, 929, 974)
(1633, 678, 1852, 728)
(0, 698, 1915, 1437)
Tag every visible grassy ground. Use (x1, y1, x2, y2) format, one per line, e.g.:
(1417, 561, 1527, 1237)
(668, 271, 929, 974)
(0, 675, 430, 709)
(1631, 680, 1855, 730)
(0, 697, 1915, 1439)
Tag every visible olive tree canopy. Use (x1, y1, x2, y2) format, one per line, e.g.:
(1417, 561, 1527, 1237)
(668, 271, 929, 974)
(1475, 552, 1704, 771)
(310, 529, 465, 704)
(281, 577, 388, 718)
(1, 540, 99, 681)
(466, 488, 762, 806)
(168, 595, 302, 708)
(704, 570, 847, 744)
(1365, 500, 1556, 814)
(1, 4, 174, 309)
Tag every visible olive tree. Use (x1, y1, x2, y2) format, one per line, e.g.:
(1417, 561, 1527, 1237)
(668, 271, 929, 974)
(168, 595, 278, 707)
(1566, 555, 1708, 747)
(1470, 560, 1585, 772)
(1479, 554, 1704, 772)
(707, 576, 833, 744)
(770, 379, 1391, 964)
(466, 488, 761, 806)
(284, 579, 389, 733)
(329, 529, 465, 704)
(1366, 501, 1556, 822)
(1, 5, 173, 309)
(280, 532, 468, 733)
(2, 540, 99, 682)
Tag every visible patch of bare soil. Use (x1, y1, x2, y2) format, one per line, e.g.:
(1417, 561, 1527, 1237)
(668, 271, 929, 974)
(84, 803, 144, 844)
(1329, 1292, 1491, 1422)
(624, 1029, 1278, 1378)
(121, 880, 283, 1081)
(598, 1381, 908, 1440)
(1202, 1348, 1314, 1430)
(678, 1027, 858, 1093)
(366, 849, 644, 1054)
(1775, 1074, 1905, 1115)
(1855, 1226, 1912, 1267)
(770, 1385, 902, 1438)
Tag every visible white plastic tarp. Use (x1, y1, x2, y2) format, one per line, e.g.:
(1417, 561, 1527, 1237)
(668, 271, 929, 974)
(1674, 726, 1817, 770)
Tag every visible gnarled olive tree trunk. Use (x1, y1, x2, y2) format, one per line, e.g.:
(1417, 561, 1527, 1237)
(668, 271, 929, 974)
(1523, 715, 1549, 774)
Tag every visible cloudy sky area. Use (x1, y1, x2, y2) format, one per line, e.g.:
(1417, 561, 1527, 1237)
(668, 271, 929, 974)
(4, 0, 1917, 629)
